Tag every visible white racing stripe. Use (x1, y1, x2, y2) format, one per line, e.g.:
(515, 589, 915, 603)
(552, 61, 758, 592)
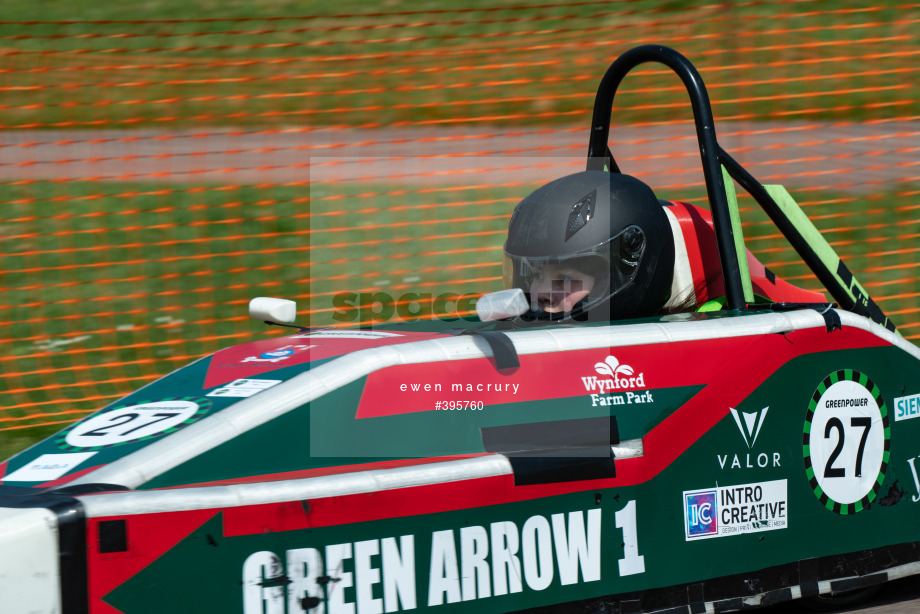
(79, 437, 645, 517)
(80, 454, 513, 517)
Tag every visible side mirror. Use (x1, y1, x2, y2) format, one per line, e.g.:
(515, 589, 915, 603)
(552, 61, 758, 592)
(249, 297, 297, 325)
(476, 288, 529, 322)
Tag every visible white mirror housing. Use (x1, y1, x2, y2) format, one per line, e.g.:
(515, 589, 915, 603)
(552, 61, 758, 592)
(475, 288, 529, 322)
(249, 297, 298, 324)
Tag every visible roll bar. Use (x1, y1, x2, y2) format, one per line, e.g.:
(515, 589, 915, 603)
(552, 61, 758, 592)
(586, 44, 896, 332)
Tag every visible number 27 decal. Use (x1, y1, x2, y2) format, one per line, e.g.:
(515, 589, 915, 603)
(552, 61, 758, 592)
(803, 370, 890, 515)
(56, 398, 210, 451)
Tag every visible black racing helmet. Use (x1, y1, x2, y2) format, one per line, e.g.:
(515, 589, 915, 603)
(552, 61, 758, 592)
(503, 171, 675, 322)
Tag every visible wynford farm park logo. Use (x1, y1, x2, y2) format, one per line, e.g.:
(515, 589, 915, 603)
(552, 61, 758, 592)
(582, 356, 646, 392)
(582, 356, 651, 407)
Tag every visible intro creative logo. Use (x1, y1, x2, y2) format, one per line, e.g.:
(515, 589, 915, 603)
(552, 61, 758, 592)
(729, 406, 769, 448)
(684, 490, 718, 538)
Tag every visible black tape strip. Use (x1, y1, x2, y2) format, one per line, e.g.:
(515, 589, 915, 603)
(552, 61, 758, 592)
(811, 306, 842, 332)
(507, 453, 615, 485)
(799, 556, 819, 598)
(836, 259, 854, 288)
(834, 260, 897, 331)
(482, 415, 618, 453)
(764, 267, 776, 284)
(829, 574, 884, 594)
(467, 330, 520, 370)
(800, 581, 820, 597)
(864, 297, 897, 331)
(760, 587, 793, 607)
(687, 583, 705, 613)
(713, 598, 744, 613)
(483, 416, 619, 485)
(866, 297, 885, 321)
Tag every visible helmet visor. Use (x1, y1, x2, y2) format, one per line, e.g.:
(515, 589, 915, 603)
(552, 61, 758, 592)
(503, 225, 646, 317)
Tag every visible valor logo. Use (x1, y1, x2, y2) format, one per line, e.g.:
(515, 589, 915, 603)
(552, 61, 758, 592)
(730, 406, 769, 448)
(718, 406, 781, 470)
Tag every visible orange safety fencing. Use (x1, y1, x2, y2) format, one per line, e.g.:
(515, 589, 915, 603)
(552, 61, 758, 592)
(0, 1, 918, 445)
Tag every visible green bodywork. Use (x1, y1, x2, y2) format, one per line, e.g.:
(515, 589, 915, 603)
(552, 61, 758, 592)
(97, 340, 920, 613)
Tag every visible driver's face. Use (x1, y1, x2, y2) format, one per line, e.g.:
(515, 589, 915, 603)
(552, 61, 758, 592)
(529, 264, 596, 313)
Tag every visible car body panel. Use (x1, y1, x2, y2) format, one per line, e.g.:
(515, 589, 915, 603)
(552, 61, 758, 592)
(3, 309, 920, 613)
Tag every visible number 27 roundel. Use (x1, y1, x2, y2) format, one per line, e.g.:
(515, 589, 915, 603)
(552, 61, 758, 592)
(803, 370, 890, 515)
(55, 398, 211, 451)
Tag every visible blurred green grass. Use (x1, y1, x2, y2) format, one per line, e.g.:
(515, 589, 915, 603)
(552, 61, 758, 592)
(0, 0, 916, 129)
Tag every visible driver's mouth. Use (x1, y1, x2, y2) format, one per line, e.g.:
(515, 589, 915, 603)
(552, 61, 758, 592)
(535, 293, 562, 311)
(532, 279, 584, 311)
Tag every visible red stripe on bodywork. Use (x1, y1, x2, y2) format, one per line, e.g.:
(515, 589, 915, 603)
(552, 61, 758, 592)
(87, 509, 218, 613)
(203, 330, 444, 388)
(357, 335, 750, 418)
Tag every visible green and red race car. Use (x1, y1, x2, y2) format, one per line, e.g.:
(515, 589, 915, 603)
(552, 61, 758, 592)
(2, 45, 918, 614)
